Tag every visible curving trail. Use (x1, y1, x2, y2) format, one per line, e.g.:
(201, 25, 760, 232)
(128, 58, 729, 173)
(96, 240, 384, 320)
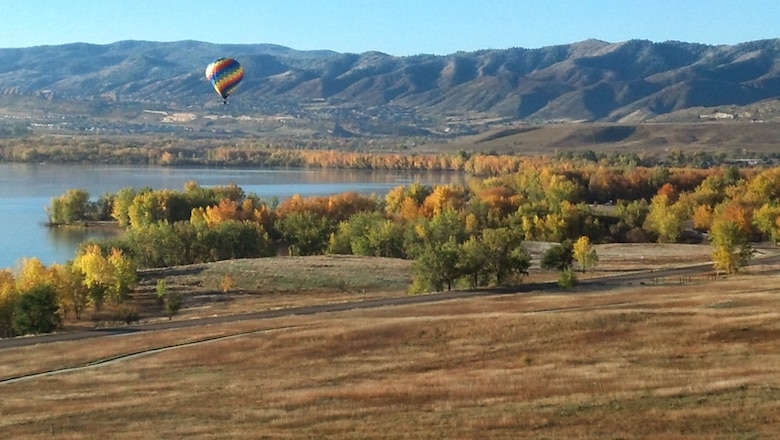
(3, 254, 780, 351)
(0, 325, 301, 384)
(1, 253, 779, 384)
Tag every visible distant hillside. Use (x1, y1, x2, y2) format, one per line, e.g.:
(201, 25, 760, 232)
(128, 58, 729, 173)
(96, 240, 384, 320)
(1, 39, 780, 135)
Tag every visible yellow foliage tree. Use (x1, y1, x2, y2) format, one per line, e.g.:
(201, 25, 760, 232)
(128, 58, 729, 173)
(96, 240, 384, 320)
(15, 257, 53, 293)
(203, 199, 239, 227)
(107, 248, 137, 304)
(0, 270, 19, 337)
(49, 263, 90, 320)
(572, 236, 599, 273)
(752, 203, 780, 244)
(421, 185, 467, 218)
(710, 218, 752, 274)
(692, 204, 714, 231)
(645, 193, 685, 243)
(73, 244, 114, 308)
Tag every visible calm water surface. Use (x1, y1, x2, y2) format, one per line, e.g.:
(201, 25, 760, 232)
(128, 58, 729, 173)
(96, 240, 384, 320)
(0, 163, 463, 269)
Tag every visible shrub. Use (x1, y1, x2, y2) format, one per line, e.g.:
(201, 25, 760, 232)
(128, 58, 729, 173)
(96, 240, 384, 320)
(558, 268, 578, 289)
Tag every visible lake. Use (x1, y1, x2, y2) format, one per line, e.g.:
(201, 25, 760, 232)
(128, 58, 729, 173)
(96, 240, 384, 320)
(0, 163, 464, 269)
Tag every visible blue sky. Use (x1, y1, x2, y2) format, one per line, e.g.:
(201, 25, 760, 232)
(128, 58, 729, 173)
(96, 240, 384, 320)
(2, 0, 779, 55)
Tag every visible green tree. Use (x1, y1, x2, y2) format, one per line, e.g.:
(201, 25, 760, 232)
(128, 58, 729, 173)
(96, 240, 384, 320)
(164, 291, 183, 320)
(414, 208, 467, 248)
(479, 227, 531, 286)
(155, 279, 168, 307)
(333, 212, 407, 258)
(541, 240, 574, 271)
(558, 267, 578, 289)
(327, 212, 386, 255)
(12, 285, 61, 335)
(458, 235, 490, 289)
(123, 221, 189, 268)
(363, 220, 406, 258)
(408, 208, 469, 293)
(197, 220, 274, 261)
(410, 238, 461, 293)
(155, 279, 182, 320)
(276, 211, 335, 256)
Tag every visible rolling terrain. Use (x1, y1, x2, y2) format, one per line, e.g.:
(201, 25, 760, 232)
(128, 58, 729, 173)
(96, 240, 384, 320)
(1, 39, 780, 139)
(2, 247, 780, 438)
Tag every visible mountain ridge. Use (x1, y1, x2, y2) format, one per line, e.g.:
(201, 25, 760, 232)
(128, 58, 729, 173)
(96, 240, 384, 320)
(1, 38, 779, 135)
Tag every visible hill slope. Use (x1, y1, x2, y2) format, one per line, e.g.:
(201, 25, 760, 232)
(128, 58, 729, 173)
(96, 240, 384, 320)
(1, 39, 780, 134)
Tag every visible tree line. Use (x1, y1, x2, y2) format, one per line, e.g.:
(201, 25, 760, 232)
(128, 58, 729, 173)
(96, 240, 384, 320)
(1, 135, 777, 172)
(6, 158, 780, 336)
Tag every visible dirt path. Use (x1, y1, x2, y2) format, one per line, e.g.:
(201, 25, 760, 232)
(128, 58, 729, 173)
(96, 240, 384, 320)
(0, 325, 301, 385)
(2, 253, 779, 385)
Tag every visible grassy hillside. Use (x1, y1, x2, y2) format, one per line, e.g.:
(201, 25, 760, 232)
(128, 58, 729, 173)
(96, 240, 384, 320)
(2, 265, 780, 437)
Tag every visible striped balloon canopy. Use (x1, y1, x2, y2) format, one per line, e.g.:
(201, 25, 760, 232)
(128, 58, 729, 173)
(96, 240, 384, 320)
(205, 58, 244, 104)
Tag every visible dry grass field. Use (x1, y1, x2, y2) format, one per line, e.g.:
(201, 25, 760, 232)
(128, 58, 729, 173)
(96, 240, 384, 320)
(2, 245, 780, 438)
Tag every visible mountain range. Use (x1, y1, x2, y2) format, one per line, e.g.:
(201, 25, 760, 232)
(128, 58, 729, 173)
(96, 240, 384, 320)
(1, 39, 779, 136)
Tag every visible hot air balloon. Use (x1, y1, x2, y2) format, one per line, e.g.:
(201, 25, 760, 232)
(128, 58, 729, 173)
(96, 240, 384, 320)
(205, 58, 244, 104)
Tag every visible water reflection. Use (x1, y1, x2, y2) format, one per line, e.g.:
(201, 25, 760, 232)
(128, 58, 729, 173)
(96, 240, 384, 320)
(0, 163, 465, 268)
(46, 226, 124, 258)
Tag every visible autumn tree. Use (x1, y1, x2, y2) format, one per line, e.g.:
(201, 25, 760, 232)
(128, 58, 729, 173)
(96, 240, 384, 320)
(692, 204, 714, 232)
(753, 203, 780, 244)
(127, 190, 167, 228)
(710, 218, 753, 274)
(50, 263, 90, 320)
(745, 167, 780, 204)
(644, 193, 686, 243)
(572, 236, 599, 273)
(420, 184, 468, 218)
(0, 270, 19, 337)
(474, 185, 521, 223)
(15, 257, 53, 293)
(47, 188, 90, 224)
(714, 200, 756, 241)
(107, 248, 137, 303)
(111, 187, 140, 227)
(72, 244, 137, 306)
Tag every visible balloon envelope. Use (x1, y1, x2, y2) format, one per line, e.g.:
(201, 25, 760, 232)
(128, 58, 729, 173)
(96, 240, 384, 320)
(205, 58, 244, 101)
